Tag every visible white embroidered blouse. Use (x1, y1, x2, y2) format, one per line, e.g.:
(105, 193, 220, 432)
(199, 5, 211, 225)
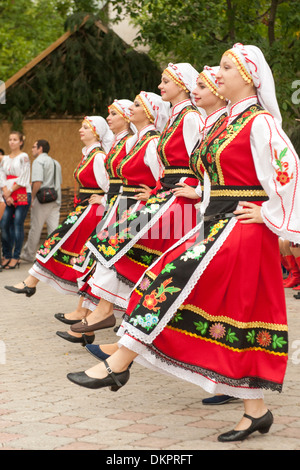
(228, 96, 300, 243)
(0, 152, 31, 193)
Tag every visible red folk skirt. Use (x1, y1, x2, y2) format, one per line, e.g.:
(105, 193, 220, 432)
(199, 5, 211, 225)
(30, 201, 106, 294)
(120, 217, 288, 398)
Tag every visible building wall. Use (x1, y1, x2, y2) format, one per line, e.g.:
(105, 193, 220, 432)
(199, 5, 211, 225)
(0, 119, 84, 188)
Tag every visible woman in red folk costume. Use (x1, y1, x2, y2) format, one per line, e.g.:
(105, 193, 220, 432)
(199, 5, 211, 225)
(5, 116, 114, 302)
(67, 44, 300, 443)
(56, 92, 169, 344)
(68, 64, 205, 337)
(82, 65, 228, 358)
(53, 100, 136, 329)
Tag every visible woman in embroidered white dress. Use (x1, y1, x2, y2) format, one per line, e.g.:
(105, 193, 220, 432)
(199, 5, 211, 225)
(0, 131, 31, 269)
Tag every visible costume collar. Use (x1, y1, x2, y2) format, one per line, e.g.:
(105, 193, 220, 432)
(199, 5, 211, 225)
(112, 129, 129, 147)
(136, 124, 156, 140)
(203, 106, 227, 135)
(82, 142, 101, 158)
(169, 99, 192, 121)
(227, 95, 258, 123)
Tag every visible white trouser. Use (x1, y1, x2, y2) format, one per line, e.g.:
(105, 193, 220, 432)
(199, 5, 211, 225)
(21, 199, 60, 262)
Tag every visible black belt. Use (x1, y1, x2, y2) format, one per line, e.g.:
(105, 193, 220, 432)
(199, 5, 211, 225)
(122, 185, 155, 196)
(204, 212, 236, 222)
(161, 181, 198, 190)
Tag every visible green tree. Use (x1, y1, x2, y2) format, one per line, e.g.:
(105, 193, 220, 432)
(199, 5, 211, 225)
(0, 0, 106, 80)
(109, 0, 300, 129)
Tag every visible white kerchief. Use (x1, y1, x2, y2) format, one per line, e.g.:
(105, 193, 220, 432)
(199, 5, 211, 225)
(85, 116, 114, 153)
(226, 43, 282, 125)
(138, 91, 170, 132)
(164, 63, 199, 105)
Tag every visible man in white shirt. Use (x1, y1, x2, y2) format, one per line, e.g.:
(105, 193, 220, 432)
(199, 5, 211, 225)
(21, 139, 62, 263)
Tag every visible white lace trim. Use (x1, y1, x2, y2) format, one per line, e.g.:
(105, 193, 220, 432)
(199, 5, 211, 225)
(72, 195, 122, 273)
(72, 251, 93, 273)
(129, 216, 205, 295)
(36, 204, 93, 264)
(118, 333, 264, 399)
(127, 173, 212, 294)
(122, 216, 238, 344)
(86, 193, 177, 268)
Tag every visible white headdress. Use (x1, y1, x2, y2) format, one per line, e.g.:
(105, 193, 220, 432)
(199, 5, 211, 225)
(224, 43, 282, 125)
(84, 116, 114, 153)
(163, 63, 199, 105)
(199, 66, 224, 99)
(138, 91, 170, 132)
(108, 99, 132, 121)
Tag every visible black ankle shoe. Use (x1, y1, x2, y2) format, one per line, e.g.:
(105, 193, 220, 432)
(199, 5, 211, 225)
(218, 410, 273, 442)
(67, 359, 130, 391)
(54, 313, 80, 325)
(5, 282, 36, 297)
(56, 331, 95, 346)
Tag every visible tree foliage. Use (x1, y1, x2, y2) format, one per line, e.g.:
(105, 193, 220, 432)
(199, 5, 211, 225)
(1, 0, 299, 132)
(0, 0, 106, 80)
(108, 0, 300, 130)
(0, 16, 161, 129)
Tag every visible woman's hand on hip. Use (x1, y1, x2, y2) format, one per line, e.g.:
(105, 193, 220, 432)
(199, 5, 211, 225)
(234, 201, 264, 224)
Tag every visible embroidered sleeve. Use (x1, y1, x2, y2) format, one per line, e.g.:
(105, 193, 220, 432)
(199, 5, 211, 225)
(15, 153, 30, 188)
(144, 137, 164, 182)
(182, 112, 205, 157)
(93, 152, 110, 192)
(251, 114, 300, 243)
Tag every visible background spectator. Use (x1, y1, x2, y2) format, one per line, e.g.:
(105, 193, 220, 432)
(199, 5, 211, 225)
(21, 139, 62, 263)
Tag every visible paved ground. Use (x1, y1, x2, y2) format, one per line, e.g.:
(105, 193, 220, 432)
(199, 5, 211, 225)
(0, 262, 300, 451)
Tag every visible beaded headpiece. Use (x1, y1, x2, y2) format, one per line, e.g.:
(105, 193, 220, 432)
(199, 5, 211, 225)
(223, 50, 253, 84)
(199, 66, 225, 101)
(83, 116, 114, 153)
(136, 91, 170, 132)
(222, 43, 282, 125)
(108, 99, 133, 123)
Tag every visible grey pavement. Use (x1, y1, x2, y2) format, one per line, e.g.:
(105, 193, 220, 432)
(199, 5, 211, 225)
(0, 262, 300, 451)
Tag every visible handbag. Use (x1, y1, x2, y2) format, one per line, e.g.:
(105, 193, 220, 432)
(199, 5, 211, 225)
(36, 159, 58, 204)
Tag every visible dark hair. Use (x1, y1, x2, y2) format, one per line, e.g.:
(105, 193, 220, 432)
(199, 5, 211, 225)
(10, 131, 25, 149)
(36, 139, 50, 154)
(0, 148, 5, 155)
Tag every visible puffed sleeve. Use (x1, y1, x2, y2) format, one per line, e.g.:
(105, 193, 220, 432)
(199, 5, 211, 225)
(182, 111, 205, 157)
(93, 151, 110, 193)
(15, 153, 30, 187)
(143, 137, 164, 182)
(0, 159, 6, 188)
(251, 114, 300, 243)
